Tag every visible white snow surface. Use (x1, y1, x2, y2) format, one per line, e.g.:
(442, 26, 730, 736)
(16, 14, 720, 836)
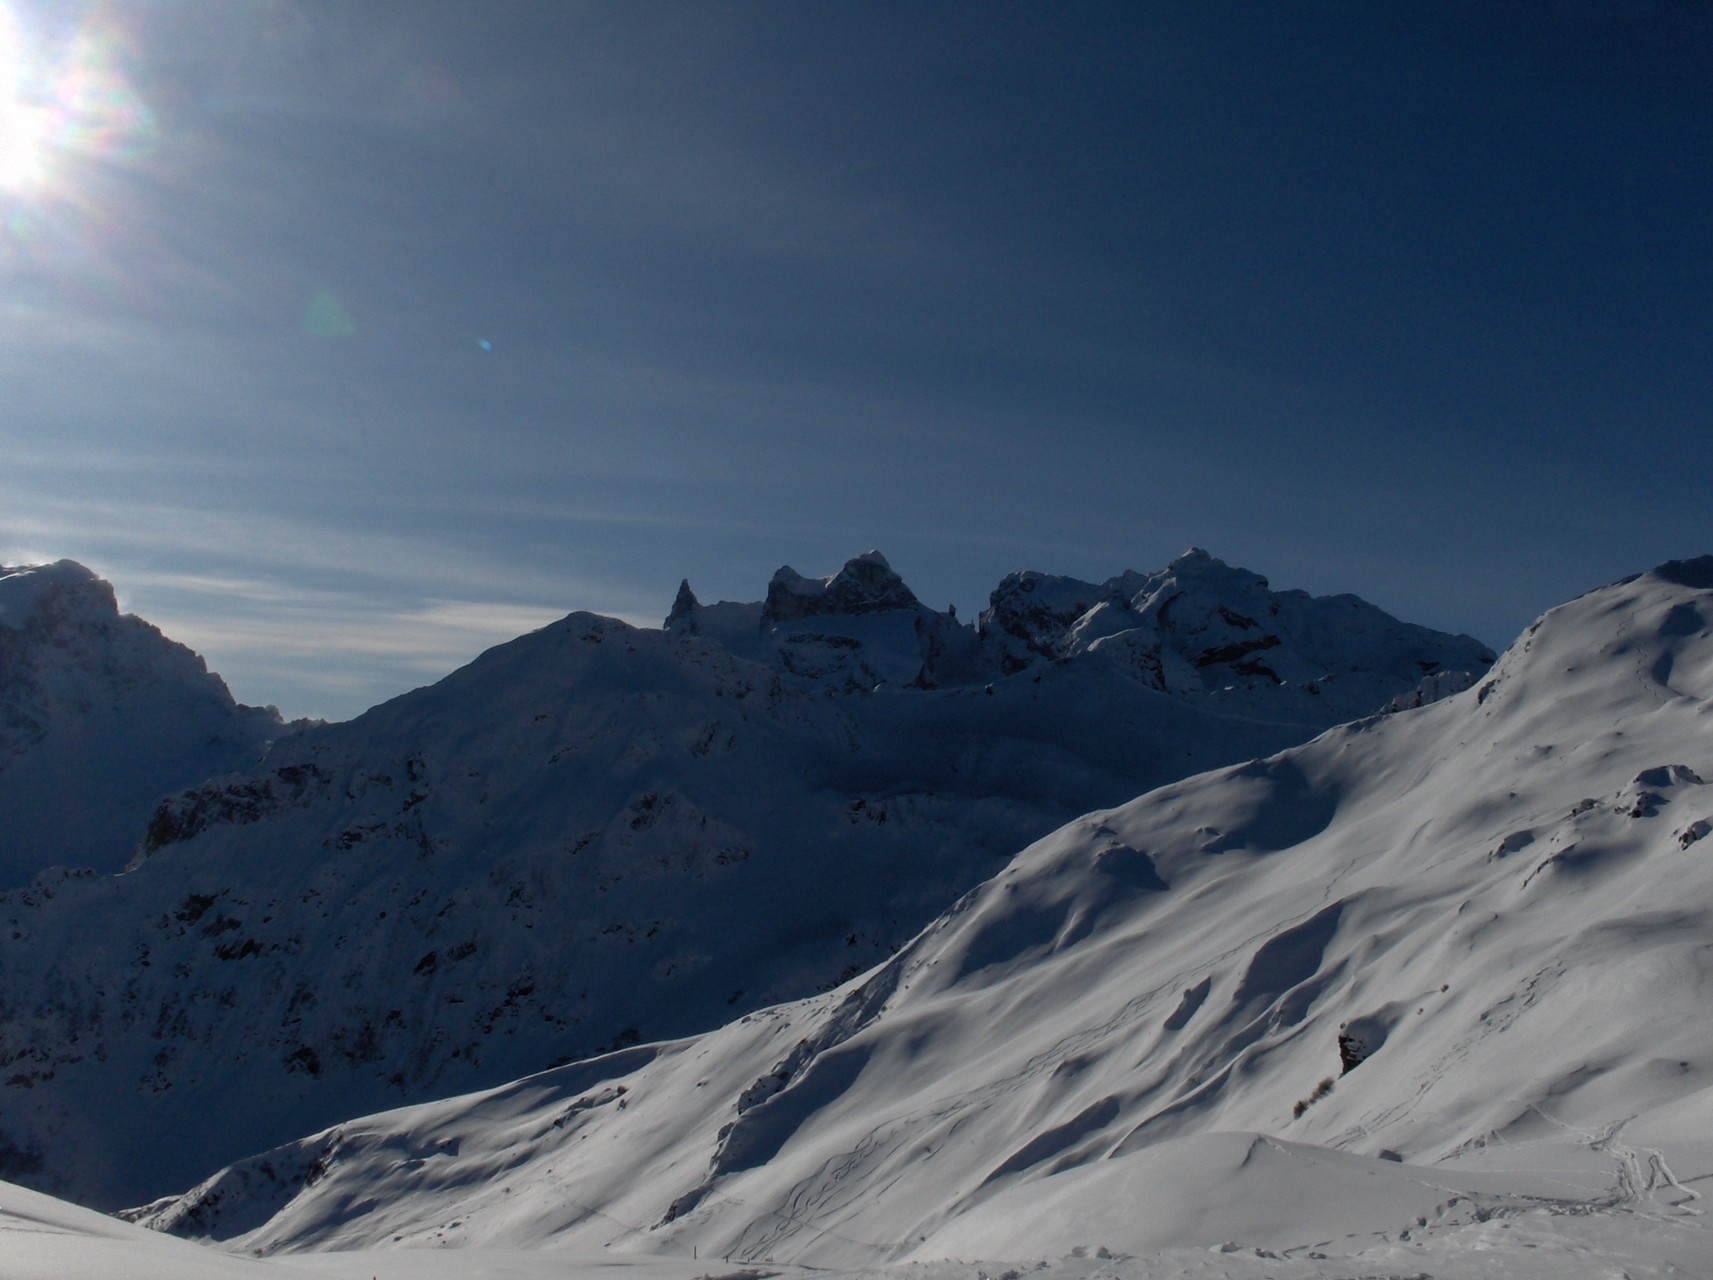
(0, 551, 1488, 1212)
(0, 561, 282, 886)
(0, 1176, 335, 1279)
(111, 556, 1713, 1279)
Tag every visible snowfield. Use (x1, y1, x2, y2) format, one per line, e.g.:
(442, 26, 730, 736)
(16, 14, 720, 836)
(4, 554, 1711, 1278)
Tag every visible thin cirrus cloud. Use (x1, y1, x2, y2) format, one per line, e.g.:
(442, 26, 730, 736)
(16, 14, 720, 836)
(0, 492, 664, 720)
(127, 574, 575, 717)
(1, 2, 1706, 721)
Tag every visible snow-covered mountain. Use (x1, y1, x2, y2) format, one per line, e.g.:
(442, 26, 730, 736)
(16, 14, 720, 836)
(0, 550, 1489, 1210)
(0, 561, 282, 888)
(672, 549, 1492, 724)
(135, 557, 1713, 1273)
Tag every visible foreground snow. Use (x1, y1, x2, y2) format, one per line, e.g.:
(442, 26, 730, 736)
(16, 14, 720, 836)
(6, 1168, 1711, 1278)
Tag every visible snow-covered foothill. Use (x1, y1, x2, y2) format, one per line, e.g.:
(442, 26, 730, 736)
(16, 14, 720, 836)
(136, 558, 1713, 1277)
(0, 551, 1486, 1211)
(0, 561, 283, 887)
(7, 1164, 1710, 1280)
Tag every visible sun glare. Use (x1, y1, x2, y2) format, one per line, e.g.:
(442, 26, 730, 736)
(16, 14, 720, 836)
(0, 9, 47, 194)
(0, 4, 158, 204)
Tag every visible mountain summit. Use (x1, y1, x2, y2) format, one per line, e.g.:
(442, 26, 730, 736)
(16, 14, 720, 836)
(0, 562, 281, 887)
(979, 547, 1493, 722)
(670, 549, 1494, 713)
(762, 551, 922, 622)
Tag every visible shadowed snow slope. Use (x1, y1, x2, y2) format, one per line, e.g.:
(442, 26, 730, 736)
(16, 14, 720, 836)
(0, 562, 282, 887)
(0, 551, 1486, 1210)
(138, 558, 1713, 1269)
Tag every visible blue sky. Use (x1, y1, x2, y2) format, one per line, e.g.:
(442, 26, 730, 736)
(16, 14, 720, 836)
(2, 1, 1707, 720)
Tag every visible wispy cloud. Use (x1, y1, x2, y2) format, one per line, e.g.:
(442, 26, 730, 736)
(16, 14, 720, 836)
(146, 582, 574, 721)
(0, 492, 671, 720)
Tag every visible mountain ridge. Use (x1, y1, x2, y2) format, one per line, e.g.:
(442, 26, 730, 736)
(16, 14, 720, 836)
(0, 549, 1490, 1209)
(130, 556, 1713, 1267)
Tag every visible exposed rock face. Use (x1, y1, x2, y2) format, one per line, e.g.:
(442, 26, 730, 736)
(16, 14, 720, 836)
(0, 562, 282, 886)
(762, 551, 922, 623)
(681, 548, 1493, 713)
(664, 580, 700, 632)
(979, 549, 1496, 724)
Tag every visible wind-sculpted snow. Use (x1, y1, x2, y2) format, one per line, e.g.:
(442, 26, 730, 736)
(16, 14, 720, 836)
(0, 562, 282, 887)
(137, 558, 1713, 1275)
(0, 551, 1492, 1210)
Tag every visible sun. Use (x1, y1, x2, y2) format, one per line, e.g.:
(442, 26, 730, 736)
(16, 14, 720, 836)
(0, 97, 49, 195)
(0, 4, 162, 208)
(0, 7, 49, 195)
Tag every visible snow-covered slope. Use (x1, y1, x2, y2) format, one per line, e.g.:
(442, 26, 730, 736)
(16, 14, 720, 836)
(0, 562, 282, 887)
(0, 551, 1487, 1211)
(142, 558, 1713, 1272)
(0, 1176, 336, 1280)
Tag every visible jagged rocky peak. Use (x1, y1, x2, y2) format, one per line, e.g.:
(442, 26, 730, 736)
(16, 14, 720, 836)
(655, 549, 1491, 715)
(664, 579, 700, 632)
(1150, 545, 1274, 601)
(979, 549, 1496, 721)
(978, 548, 1244, 664)
(665, 552, 964, 691)
(1122, 548, 1293, 655)
(0, 561, 218, 731)
(763, 551, 921, 624)
(982, 549, 1270, 656)
(981, 570, 1110, 655)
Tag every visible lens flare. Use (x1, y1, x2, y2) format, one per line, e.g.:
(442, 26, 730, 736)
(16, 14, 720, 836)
(52, 26, 159, 162)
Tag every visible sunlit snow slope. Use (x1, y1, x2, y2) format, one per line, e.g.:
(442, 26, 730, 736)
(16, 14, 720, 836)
(144, 558, 1713, 1268)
